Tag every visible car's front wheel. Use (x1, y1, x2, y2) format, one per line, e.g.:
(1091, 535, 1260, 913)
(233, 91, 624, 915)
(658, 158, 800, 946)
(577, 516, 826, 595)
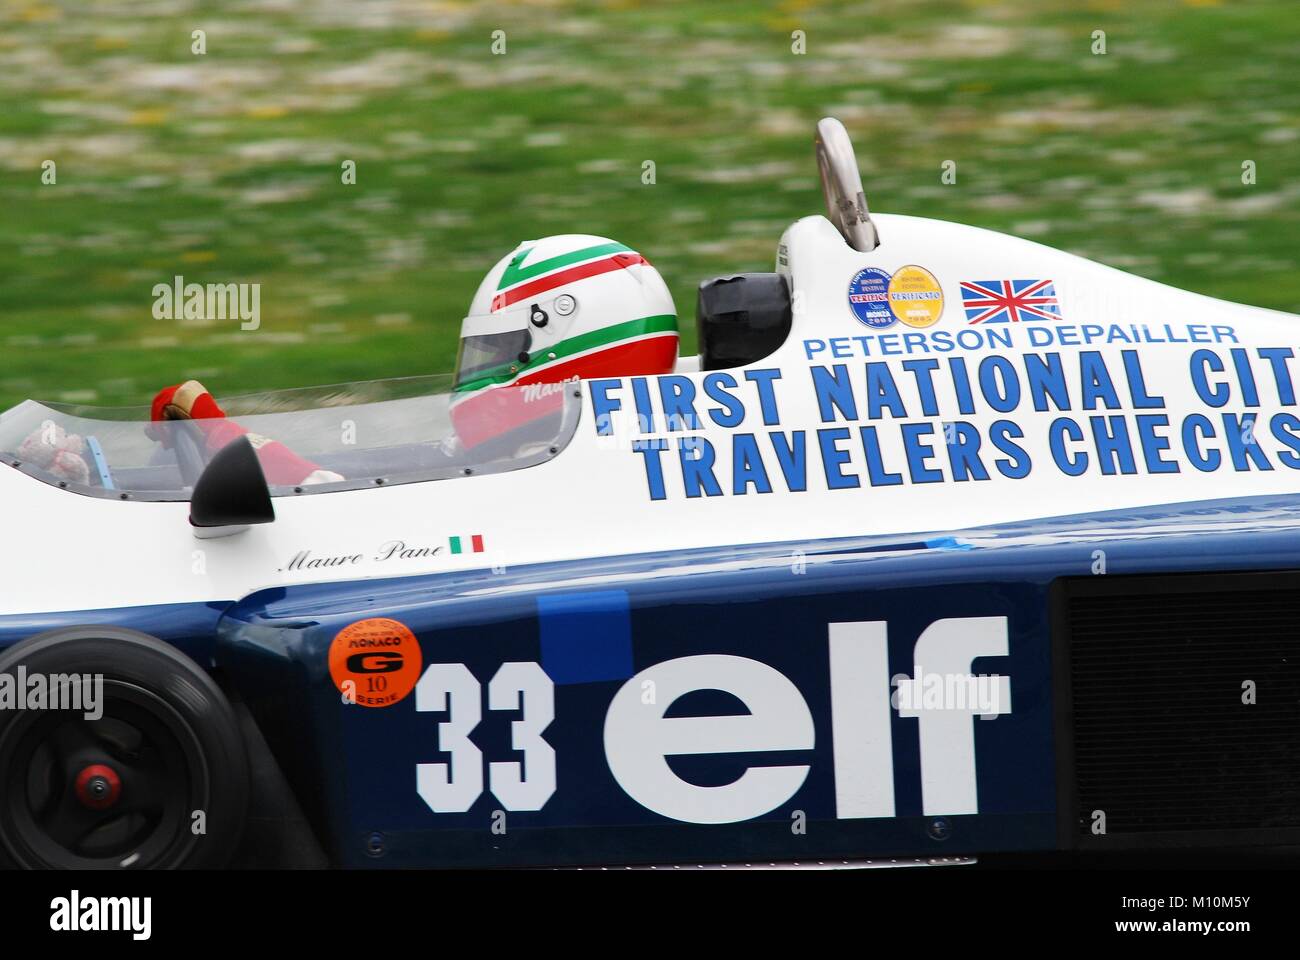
(0, 627, 248, 869)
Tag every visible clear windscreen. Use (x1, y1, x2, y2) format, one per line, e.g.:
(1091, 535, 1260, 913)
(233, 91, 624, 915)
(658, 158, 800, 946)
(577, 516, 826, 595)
(0, 375, 580, 501)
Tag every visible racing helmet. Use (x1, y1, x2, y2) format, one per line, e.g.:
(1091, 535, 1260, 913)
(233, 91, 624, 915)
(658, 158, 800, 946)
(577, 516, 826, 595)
(450, 234, 678, 448)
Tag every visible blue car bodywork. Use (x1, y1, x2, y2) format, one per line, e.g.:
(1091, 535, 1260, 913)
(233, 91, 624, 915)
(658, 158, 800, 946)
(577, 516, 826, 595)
(27, 491, 1263, 867)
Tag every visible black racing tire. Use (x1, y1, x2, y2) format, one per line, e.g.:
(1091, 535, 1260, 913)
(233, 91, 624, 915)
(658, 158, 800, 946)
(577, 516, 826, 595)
(0, 626, 248, 869)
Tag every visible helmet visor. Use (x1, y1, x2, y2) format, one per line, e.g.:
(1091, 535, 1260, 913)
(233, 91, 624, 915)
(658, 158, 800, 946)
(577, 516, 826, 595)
(454, 326, 532, 391)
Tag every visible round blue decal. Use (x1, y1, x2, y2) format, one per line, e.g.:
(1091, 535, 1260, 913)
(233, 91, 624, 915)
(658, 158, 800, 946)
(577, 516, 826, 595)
(847, 267, 896, 328)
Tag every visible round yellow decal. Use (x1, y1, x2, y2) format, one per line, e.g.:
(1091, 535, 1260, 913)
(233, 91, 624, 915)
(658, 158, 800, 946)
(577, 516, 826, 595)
(887, 265, 944, 328)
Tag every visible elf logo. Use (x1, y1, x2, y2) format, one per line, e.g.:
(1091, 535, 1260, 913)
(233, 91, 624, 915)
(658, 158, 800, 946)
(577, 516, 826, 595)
(603, 616, 1010, 824)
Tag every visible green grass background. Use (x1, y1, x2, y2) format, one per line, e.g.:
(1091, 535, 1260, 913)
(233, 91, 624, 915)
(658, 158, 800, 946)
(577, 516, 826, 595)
(1, 0, 1296, 408)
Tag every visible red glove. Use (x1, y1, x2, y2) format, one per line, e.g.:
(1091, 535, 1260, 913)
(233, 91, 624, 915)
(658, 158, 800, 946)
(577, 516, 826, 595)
(151, 380, 226, 422)
(150, 380, 343, 486)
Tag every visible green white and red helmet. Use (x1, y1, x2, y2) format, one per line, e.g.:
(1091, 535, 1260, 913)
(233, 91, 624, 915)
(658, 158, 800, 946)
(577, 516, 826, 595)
(451, 234, 678, 448)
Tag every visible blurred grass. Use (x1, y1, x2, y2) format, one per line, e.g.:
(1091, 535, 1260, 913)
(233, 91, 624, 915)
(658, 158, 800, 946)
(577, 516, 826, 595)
(0, 0, 1297, 407)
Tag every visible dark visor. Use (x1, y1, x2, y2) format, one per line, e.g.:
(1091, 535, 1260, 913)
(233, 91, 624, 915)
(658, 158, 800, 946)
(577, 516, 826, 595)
(454, 328, 532, 390)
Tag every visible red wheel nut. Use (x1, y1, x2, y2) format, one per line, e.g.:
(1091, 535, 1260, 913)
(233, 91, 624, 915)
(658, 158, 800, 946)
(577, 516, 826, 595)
(74, 764, 122, 810)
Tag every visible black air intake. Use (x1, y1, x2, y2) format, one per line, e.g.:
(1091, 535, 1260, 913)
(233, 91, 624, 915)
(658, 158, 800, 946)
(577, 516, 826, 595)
(1058, 572, 1300, 847)
(696, 273, 791, 371)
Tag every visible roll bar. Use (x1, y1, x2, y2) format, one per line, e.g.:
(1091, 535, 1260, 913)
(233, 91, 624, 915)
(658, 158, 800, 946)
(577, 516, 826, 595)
(814, 117, 880, 252)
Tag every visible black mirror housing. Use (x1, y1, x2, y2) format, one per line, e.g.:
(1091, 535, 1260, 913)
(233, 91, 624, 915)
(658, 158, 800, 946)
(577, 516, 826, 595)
(189, 435, 275, 538)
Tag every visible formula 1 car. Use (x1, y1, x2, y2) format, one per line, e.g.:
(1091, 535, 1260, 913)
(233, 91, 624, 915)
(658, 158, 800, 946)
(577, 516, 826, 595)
(2, 118, 1299, 869)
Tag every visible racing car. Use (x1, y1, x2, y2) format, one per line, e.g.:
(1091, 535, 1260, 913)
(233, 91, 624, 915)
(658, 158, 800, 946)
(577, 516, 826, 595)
(2, 118, 1298, 869)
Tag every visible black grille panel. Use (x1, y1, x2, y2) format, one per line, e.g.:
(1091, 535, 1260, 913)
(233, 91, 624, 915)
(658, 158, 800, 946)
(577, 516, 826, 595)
(1063, 573, 1300, 842)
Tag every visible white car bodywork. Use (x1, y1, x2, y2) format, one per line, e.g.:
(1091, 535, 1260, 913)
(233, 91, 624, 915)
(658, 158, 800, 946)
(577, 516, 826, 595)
(2, 210, 1297, 617)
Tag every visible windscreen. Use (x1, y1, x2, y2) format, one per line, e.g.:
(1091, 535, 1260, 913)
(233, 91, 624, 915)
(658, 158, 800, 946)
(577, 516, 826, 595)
(0, 375, 580, 501)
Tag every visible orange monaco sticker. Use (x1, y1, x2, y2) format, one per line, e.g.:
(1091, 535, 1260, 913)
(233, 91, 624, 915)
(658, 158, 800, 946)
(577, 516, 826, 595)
(329, 618, 423, 708)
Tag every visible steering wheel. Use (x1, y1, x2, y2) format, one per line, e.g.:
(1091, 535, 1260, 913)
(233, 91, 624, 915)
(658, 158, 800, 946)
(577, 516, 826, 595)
(815, 117, 880, 252)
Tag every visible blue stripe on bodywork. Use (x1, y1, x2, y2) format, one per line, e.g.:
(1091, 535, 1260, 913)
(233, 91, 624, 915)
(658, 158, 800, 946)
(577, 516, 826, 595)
(0, 600, 230, 666)
(925, 535, 974, 551)
(537, 589, 633, 684)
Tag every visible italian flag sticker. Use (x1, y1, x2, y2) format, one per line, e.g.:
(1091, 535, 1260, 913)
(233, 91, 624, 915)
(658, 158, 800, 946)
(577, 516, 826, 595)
(449, 535, 485, 555)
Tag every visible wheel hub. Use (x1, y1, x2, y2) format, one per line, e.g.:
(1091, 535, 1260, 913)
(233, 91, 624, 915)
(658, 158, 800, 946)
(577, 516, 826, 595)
(74, 763, 122, 811)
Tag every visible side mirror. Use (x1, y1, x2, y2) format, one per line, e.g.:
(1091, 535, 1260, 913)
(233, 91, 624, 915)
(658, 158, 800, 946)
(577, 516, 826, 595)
(189, 435, 275, 539)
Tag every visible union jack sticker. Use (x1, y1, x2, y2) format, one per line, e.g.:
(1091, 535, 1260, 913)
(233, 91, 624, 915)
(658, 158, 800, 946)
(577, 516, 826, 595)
(960, 279, 1062, 324)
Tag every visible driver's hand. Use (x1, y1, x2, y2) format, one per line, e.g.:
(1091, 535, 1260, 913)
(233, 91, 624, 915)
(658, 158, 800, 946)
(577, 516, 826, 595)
(147, 378, 347, 485)
(151, 379, 225, 422)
